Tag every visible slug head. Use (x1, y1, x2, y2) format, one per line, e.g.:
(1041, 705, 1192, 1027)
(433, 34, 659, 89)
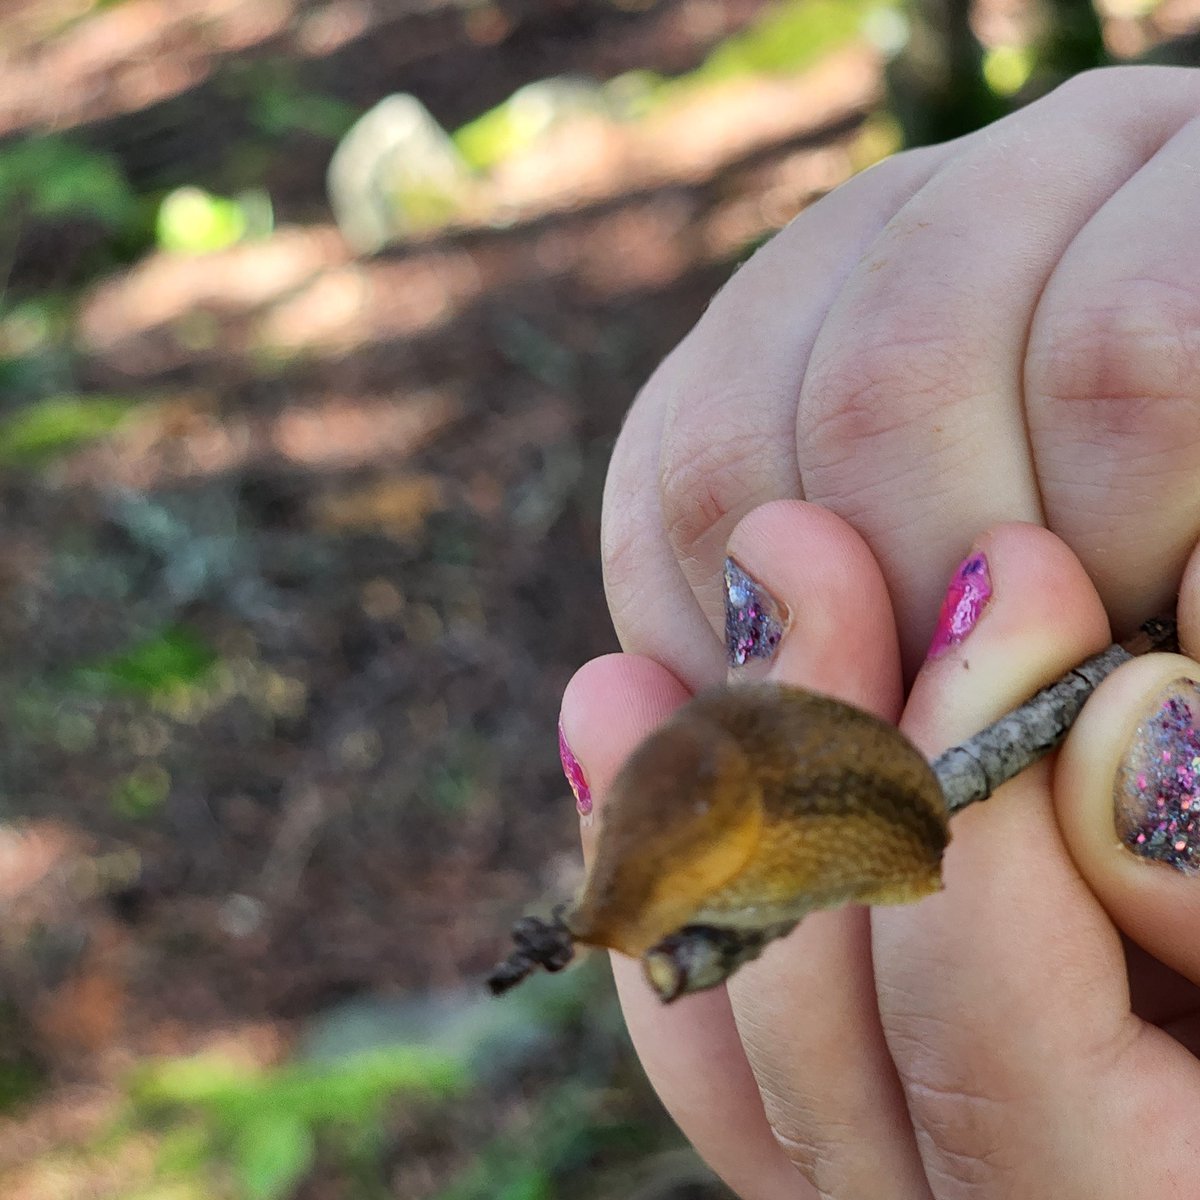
(566, 709, 765, 957)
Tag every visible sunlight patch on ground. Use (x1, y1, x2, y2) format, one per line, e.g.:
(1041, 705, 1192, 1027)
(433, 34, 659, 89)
(312, 474, 447, 538)
(270, 389, 462, 471)
(254, 251, 484, 354)
(75, 52, 879, 376)
(63, 387, 464, 487)
(0, 0, 296, 133)
(472, 46, 880, 228)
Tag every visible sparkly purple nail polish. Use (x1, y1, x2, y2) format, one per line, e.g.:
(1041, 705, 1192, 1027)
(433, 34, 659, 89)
(558, 719, 592, 819)
(724, 559, 785, 668)
(927, 552, 992, 659)
(1116, 680, 1200, 872)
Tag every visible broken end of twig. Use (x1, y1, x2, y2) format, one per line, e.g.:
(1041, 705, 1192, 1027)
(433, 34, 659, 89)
(486, 907, 576, 996)
(1121, 616, 1179, 657)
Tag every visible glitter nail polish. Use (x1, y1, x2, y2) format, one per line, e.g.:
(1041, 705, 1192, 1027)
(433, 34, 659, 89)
(927, 552, 992, 659)
(558, 719, 592, 821)
(1115, 679, 1200, 872)
(723, 559, 786, 668)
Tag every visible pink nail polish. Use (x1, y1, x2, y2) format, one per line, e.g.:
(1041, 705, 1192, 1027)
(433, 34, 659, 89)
(927, 552, 991, 659)
(1115, 680, 1200, 872)
(558, 719, 592, 819)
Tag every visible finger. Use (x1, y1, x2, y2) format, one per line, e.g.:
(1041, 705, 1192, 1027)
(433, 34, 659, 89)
(1054, 651, 1200, 987)
(560, 654, 809, 1200)
(603, 383, 728, 693)
(798, 67, 1200, 674)
(720, 501, 932, 1198)
(604, 141, 955, 693)
(657, 144, 954, 633)
(872, 523, 1146, 1194)
(1026, 104, 1200, 637)
(1054, 535, 1200, 987)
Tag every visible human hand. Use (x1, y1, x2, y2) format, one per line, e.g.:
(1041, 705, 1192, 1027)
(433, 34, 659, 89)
(603, 65, 1200, 686)
(561, 501, 1200, 1197)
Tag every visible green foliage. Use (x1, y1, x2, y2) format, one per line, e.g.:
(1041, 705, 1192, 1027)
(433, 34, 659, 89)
(451, 0, 883, 171)
(454, 0, 882, 170)
(689, 0, 879, 84)
(156, 187, 249, 254)
(0, 1059, 44, 1111)
(111, 762, 172, 819)
(0, 1000, 44, 1114)
(71, 626, 218, 698)
(219, 56, 359, 142)
(232, 1113, 315, 1200)
(253, 88, 359, 141)
(130, 1046, 465, 1200)
(0, 136, 137, 228)
(437, 1083, 656, 1200)
(982, 44, 1036, 95)
(0, 393, 133, 465)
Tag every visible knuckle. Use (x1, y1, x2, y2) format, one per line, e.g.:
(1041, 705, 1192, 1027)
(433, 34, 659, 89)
(881, 1012, 1018, 1198)
(904, 1077, 1016, 1198)
(600, 385, 667, 640)
(801, 319, 970, 472)
(763, 1118, 824, 1185)
(1046, 64, 1179, 113)
(1029, 275, 1200, 452)
(658, 416, 781, 568)
(761, 1111, 859, 1200)
(1046, 64, 1126, 107)
(599, 490, 654, 639)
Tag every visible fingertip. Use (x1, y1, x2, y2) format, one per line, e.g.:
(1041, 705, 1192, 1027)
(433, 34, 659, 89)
(873, 521, 1127, 1149)
(907, 521, 1111, 749)
(559, 652, 691, 855)
(560, 653, 690, 780)
(1057, 652, 1200, 988)
(558, 652, 804, 1197)
(725, 499, 903, 718)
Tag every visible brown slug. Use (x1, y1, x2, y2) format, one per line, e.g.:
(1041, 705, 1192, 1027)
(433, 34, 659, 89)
(487, 618, 1178, 1003)
(568, 683, 948, 959)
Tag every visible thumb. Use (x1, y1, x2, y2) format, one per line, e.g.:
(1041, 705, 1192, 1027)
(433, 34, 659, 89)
(1056, 650, 1200, 986)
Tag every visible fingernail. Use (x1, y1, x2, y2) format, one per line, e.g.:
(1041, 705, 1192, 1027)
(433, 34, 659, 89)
(927, 551, 992, 659)
(724, 558, 785, 668)
(1115, 679, 1200, 872)
(558, 719, 593, 825)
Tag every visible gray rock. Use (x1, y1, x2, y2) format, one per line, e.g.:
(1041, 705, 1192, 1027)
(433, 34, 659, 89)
(327, 94, 472, 252)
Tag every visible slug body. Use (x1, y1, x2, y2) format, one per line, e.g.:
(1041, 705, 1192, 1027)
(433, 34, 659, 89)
(565, 683, 950, 961)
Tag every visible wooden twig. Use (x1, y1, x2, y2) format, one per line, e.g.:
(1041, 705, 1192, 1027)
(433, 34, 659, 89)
(933, 617, 1178, 814)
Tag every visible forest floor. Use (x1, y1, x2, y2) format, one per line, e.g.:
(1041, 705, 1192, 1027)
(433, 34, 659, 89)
(0, 1, 1194, 1197)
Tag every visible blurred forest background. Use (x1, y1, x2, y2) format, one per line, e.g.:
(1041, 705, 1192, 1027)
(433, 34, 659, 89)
(1, 0, 1199, 1197)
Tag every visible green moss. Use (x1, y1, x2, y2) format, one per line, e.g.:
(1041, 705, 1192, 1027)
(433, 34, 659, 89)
(0, 394, 134, 465)
(0, 137, 136, 228)
(130, 1047, 466, 1199)
(687, 0, 875, 85)
(70, 626, 218, 698)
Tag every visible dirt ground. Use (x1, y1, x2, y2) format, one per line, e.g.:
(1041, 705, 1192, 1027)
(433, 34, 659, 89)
(0, 1, 884, 1195)
(2, 1, 1198, 1196)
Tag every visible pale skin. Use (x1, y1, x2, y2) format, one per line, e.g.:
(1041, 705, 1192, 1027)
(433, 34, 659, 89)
(559, 66, 1200, 1199)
